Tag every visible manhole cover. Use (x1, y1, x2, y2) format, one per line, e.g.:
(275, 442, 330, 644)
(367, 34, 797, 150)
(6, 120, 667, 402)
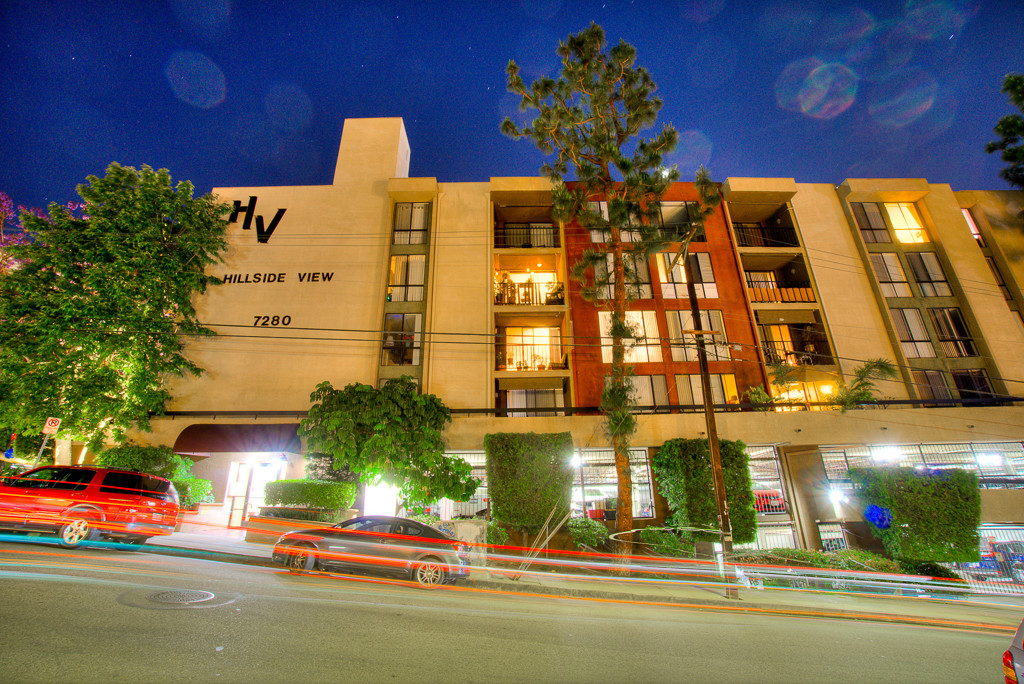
(147, 590, 216, 605)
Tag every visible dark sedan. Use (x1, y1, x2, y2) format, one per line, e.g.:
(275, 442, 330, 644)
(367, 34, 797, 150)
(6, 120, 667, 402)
(272, 515, 471, 587)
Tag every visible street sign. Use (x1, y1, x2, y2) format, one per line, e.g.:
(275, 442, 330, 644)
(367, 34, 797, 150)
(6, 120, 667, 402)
(42, 417, 61, 435)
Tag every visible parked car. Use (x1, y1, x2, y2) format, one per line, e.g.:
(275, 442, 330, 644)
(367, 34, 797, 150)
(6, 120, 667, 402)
(272, 515, 470, 588)
(958, 541, 1024, 583)
(1004, 618, 1024, 684)
(752, 483, 786, 513)
(0, 465, 179, 548)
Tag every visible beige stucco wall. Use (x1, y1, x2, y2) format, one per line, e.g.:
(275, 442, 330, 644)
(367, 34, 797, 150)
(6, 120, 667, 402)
(922, 184, 1024, 396)
(791, 182, 907, 398)
(422, 182, 493, 408)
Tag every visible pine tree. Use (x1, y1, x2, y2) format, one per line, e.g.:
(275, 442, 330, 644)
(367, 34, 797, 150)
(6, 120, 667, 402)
(502, 23, 679, 547)
(986, 73, 1024, 194)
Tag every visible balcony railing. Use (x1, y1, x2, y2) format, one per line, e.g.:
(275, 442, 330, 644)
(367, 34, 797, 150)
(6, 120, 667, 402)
(495, 224, 559, 249)
(495, 281, 565, 306)
(762, 346, 834, 366)
(735, 225, 800, 248)
(496, 347, 568, 371)
(746, 281, 815, 303)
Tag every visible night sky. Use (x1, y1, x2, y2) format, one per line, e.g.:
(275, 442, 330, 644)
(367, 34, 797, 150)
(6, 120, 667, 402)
(1, 0, 1021, 213)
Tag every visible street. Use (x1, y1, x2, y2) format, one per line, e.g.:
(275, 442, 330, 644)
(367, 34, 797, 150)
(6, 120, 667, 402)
(0, 538, 1010, 683)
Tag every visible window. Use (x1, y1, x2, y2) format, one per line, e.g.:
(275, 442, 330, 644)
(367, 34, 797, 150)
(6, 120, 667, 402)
(387, 255, 425, 302)
(986, 257, 1011, 300)
(657, 252, 717, 298)
(624, 375, 669, 413)
(905, 252, 951, 297)
(505, 389, 564, 417)
(869, 253, 911, 297)
(951, 369, 993, 403)
(851, 202, 889, 243)
(747, 446, 787, 514)
(659, 202, 703, 240)
(501, 326, 562, 370)
(17, 467, 93, 491)
(927, 307, 976, 357)
(392, 202, 430, 245)
(573, 448, 655, 518)
(890, 308, 935, 358)
(586, 201, 641, 243)
(596, 252, 652, 299)
(675, 373, 739, 407)
(381, 313, 422, 366)
(745, 270, 777, 288)
(910, 369, 951, 401)
(885, 202, 928, 243)
(599, 310, 663, 363)
(501, 222, 557, 248)
(666, 310, 730, 361)
(962, 208, 985, 246)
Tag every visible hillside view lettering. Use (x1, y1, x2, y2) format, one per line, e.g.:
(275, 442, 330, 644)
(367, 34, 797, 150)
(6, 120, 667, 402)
(221, 272, 334, 284)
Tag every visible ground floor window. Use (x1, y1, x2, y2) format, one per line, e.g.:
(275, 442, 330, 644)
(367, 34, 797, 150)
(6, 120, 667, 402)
(746, 445, 787, 514)
(817, 523, 848, 552)
(821, 441, 1024, 488)
(733, 523, 797, 551)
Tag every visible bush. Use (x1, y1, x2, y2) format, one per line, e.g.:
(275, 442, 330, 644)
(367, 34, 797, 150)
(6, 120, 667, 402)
(257, 507, 342, 523)
(487, 520, 509, 547)
(566, 516, 608, 549)
(485, 432, 574, 533)
(828, 548, 902, 574)
(96, 443, 213, 509)
(850, 467, 981, 563)
(652, 438, 756, 544)
(730, 547, 903, 574)
(899, 560, 961, 579)
(638, 527, 695, 557)
(263, 479, 357, 510)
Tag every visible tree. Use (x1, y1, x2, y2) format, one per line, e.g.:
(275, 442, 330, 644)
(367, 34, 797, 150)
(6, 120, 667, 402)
(986, 73, 1024, 194)
(95, 443, 214, 509)
(298, 376, 478, 507)
(502, 23, 680, 547)
(0, 164, 229, 448)
(0, 192, 33, 275)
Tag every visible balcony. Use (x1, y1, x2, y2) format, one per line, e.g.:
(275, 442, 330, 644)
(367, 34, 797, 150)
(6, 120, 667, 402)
(496, 346, 569, 372)
(495, 224, 559, 249)
(495, 280, 565, 306)
(734, 224, 800, 248)
(747, 280, 816, 303)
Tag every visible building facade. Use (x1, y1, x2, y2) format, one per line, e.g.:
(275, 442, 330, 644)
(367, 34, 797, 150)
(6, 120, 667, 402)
(108, 117, 1024, 551)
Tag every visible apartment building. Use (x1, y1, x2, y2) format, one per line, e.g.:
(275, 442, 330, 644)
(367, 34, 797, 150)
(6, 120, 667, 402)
(118, 117, 1024, 552)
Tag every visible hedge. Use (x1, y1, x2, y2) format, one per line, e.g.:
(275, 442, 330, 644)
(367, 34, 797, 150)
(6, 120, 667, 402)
(849, 467, 980, 563)
(652, 438, 757, 544)
(96, 443, 214, 509)
(485, 432, 574, 533)
(263, 479, 357, 511)
(730, 547, 903, 574)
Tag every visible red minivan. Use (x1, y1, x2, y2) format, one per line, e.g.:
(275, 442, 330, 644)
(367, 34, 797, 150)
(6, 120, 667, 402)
(0, 465, 179, 548)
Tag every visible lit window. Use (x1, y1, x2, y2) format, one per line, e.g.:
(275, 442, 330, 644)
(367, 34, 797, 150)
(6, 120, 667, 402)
(381, 313, 422, 366)
(387, 255, 425, 302)
(962, 208, 984, 246)
(657, 252, 717, 298)
(675, 373, 739, 407)
(666, 310, 730, 362)
(884, 203, 928, 243)
(598, 310, 663, 363)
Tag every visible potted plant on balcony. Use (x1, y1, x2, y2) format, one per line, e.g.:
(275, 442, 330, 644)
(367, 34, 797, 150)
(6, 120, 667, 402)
(533, 354, 546, 371)
(545, 282, 565, 305)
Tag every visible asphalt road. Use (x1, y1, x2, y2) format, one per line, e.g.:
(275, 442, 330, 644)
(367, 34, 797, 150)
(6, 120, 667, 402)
(0, 538, 1010, 683)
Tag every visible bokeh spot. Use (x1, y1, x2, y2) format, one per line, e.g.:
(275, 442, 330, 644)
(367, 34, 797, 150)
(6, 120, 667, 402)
(165, 51, 226, 110)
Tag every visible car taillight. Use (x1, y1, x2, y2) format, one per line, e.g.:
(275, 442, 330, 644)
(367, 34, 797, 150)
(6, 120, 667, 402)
(1005, 649, 1018, 684)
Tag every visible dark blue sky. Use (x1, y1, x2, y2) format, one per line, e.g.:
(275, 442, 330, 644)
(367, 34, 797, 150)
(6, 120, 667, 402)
(1, 0, 1021, 212)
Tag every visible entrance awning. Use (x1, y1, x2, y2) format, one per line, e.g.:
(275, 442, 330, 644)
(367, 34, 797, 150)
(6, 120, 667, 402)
(173, 423, 302, 456)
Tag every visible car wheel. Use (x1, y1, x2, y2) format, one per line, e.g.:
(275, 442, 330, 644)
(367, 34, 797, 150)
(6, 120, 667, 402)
(1012, 565, 1024, 584)
(57, 514, 98, 549)
(413, 558, 446, 588)
(286, 544, 316, 573)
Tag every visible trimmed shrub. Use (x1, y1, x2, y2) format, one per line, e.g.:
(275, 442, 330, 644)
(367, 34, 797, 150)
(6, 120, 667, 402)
(638, 527, 695, 557)
(899, 560, 960, 580)
(263, 479, 357, 511)
(485, 432, 574, 533)
(652, 438, 757, 544)
(730, 547, 901, 574)
(850, 467, 981, 563)
(257, 507, 340, 523)
(566, 516, 608, 549)
(487, 520, 510, 546)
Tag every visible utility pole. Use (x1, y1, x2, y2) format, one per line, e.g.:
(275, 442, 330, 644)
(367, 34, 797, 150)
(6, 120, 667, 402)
(682, 255, 737, 600)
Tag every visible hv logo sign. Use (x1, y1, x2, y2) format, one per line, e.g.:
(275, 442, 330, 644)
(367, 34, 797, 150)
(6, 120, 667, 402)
(229, 196, 286, 244)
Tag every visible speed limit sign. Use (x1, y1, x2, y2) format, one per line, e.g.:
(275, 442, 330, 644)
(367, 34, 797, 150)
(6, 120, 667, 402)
(42, 417, 61, 435)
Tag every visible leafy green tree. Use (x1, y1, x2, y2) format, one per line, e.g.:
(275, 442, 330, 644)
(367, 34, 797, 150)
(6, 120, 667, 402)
(986, 73, 1024, 194)
(299, 376, 478, 507)
(502, 23, 679, 543)
(304, 451, 357, 483)
(829, 358, 898, 411)
(0, 164, 229, 448)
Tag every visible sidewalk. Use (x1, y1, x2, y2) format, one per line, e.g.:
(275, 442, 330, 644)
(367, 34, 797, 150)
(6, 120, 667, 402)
(147, 528, 1024, 635)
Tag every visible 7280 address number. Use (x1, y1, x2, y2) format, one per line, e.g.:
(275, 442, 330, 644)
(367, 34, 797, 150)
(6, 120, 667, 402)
(253, 315, 291, 326)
